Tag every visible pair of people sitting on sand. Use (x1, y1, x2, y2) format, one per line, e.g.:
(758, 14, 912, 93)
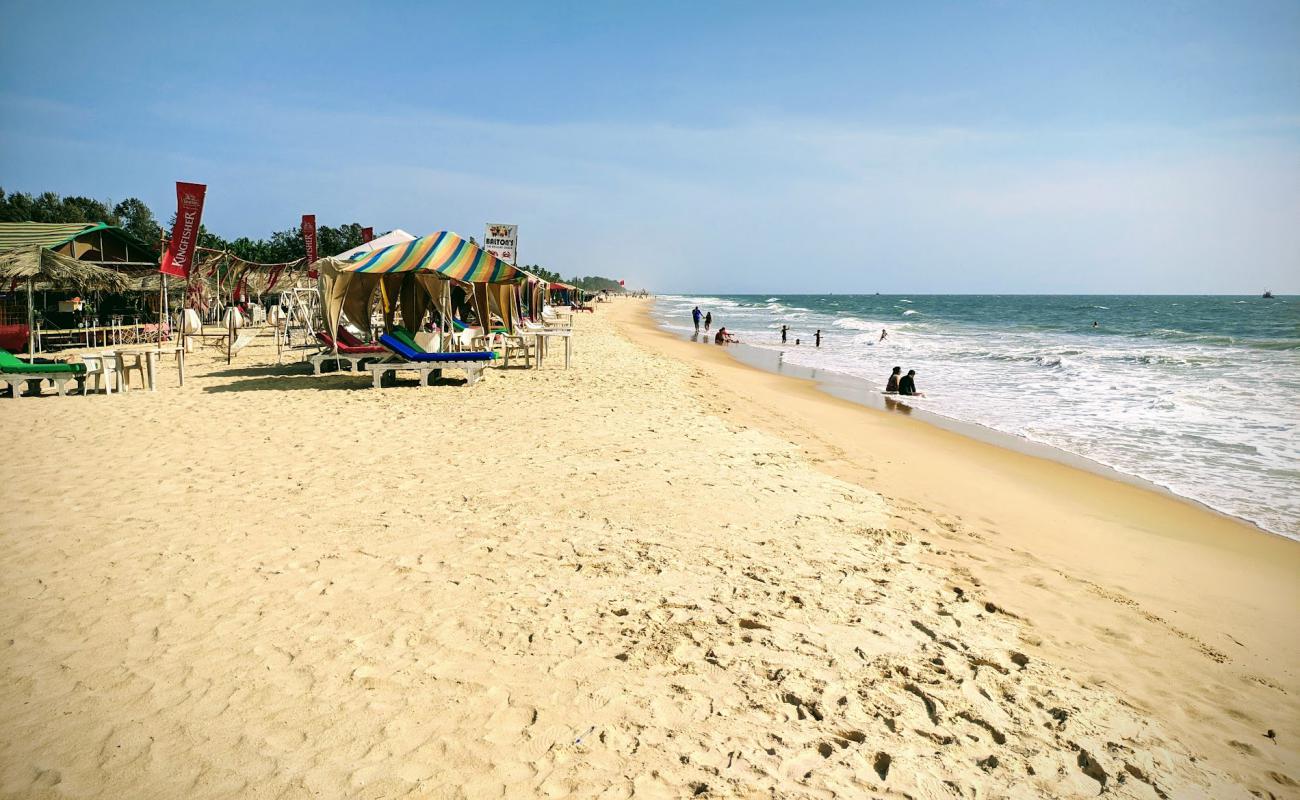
(714, 327, 738, 344)
(885, 366, 923, 396)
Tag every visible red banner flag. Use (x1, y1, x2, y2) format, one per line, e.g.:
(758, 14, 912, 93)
(302, 214, 318, 278)
(619, 279, 625, 286)
(362, 226, 374, 243)
(159, 182, 207, 278)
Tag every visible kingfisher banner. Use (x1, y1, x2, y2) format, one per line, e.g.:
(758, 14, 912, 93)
(302, 215, 317, 264)
(159, 182, 207, 278)
(302, 214, 318, 278)
(483, 223, 517, 265)
(362, 226, 374, 243)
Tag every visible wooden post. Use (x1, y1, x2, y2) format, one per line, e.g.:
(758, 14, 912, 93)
(161, 274, 169, 346)
(25, 278, 35, 363)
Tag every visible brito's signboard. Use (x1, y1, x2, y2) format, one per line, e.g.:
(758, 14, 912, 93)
(484, 223, 517, 265)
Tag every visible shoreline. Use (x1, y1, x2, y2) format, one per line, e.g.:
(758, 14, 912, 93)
(656, 313, 1275, 538)
(612, 297, 1300, 791)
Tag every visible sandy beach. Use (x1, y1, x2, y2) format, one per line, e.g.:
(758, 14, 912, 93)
(1, 298, 1297, 799)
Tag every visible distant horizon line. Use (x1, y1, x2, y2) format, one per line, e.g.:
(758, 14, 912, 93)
(655, 291, 1294, 297)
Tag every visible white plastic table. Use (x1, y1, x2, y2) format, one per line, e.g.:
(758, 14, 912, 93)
(533, 329, 573, 369)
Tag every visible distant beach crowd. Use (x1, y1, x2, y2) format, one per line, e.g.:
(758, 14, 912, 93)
(689, 304, 924, 396)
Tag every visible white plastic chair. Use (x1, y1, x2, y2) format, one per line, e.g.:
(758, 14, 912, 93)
(109, 351, 147, 391)
(80, 352, 117, 395)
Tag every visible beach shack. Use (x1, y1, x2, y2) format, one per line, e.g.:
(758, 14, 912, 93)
(0, 245, 132, 358)
(0, 222, 159, 351)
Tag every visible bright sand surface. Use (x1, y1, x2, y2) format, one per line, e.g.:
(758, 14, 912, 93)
(0, 298, 1296, 798)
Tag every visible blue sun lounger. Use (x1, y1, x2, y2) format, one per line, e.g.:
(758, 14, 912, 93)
(370, 331, 496, 387)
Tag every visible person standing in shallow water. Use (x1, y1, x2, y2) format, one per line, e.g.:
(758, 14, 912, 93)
(781, 324, 788, 344)
(815, 329, 822, 348)
(692, 306, 701, 332)
(704, 312, 712, 332)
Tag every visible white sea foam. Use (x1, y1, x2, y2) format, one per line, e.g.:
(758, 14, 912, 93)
(653, 294, 1299, 539)
(832, 317, 878, 331)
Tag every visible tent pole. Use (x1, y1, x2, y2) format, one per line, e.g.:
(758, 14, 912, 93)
(161, 274, 169, 347)
(26, 277, 35, 363)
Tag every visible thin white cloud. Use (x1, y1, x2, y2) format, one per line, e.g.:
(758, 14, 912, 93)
(3, 92, 1298, 292)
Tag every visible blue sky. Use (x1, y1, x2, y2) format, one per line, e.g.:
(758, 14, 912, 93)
(2, 1, 1297, 292)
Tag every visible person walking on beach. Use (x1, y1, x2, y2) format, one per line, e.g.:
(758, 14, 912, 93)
(885, 366, 901, 393)
(692, 306, 701, 332)
(704, 312, 713, 332)
(815, 329, 822, 348)
(880, 328, 888, 342)
(898, 369, 924, 397)
(781, 324, 788, 344)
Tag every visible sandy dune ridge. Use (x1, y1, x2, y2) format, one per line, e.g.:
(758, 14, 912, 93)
(0, 300, 1292, 798)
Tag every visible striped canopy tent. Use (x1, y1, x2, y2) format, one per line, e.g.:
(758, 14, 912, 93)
(549, 282, 581, 306)
(314, 231, 525, 352)
(513, 267, 550, 321)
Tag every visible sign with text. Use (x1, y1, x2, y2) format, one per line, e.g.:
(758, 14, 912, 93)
(302, 214, 317, 278)
(483, 223, 517, 264)
(159, 182, 207, 278)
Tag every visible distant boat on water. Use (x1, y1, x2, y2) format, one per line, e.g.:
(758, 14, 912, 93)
(1262, 290, 1274, 298)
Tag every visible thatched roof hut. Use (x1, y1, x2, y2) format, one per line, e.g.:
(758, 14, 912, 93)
(0, 245, 131, 291)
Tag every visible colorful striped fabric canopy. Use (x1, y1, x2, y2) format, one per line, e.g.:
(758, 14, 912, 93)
(339, 231, 522, 283)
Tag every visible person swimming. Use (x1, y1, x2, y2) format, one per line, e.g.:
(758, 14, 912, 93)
(885, 366, 901, 393)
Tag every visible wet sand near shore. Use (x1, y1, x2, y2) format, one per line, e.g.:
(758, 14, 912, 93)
(619, 300, 1300, 795)
(0, 298, 1295, 798)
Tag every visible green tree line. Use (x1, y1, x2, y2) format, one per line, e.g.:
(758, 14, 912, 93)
(522, 266, 624, 293)
(0, 187, 624, 290)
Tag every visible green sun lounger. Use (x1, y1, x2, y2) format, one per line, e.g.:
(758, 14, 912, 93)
(0, 348, 86, 398)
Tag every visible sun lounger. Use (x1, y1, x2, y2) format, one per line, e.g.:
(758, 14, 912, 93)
(308, 330, 388, 375)
(335, 326, 371, 348)
(369, 330, 495, 387)
(0, 348, 86, 398)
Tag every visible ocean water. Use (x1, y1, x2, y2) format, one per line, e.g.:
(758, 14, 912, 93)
(654, 295, 1300, 539)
